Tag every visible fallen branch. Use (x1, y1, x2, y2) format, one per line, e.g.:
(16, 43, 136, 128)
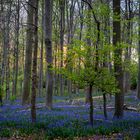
(123, 104, 138, 111)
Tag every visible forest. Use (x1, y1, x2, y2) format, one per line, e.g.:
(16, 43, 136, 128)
(0, 0, 140, 139)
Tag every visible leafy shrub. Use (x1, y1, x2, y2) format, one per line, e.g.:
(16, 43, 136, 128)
(135, 132, 140, 140)
(129, 62, 138, 90)
(0, 128, 12, 137)
(10, 95, 16, 102)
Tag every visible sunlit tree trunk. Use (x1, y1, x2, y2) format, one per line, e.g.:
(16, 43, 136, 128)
(22, 0, 34, 105)
(38, 0, 44, 97)
(66, 0, 76, 96)
(59, 0, 65, 96)
(77, 1, 84, 94)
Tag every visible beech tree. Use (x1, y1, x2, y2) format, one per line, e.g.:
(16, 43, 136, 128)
(22, 0, 34, 105)
(12, 0, 20, 97)
(137, 0, 140, 99)
(113, 0, 124, 118)
(38, 0, 44, 97)
(45, 0, 53, 109)
(31, 0, 39, 123)
(59, 0, 65, 96)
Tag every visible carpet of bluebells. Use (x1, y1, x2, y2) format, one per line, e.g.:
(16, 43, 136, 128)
(0, 93, 140, 139)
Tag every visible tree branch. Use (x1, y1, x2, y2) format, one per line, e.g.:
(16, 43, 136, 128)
(81, 0, 99, 24)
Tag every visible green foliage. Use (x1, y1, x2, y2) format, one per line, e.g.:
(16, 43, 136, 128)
(18, 74, 24, 81)
(0, 128, 12, 137)
(135, 132, 140, 140)
(53, 38, 118, 95)
(94, 2, 110, 19)
(0, 85, 4, 101)
(129, 61, 138, 90)
(10, 95, 16, 102)
(94, 68, 118, 94)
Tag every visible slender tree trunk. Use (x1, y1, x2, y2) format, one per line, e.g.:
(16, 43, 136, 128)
(0, 1, 6, 106)
(59, 0, 65, 96)
(85, 0, 92, 104)
(103, 93, 107, 119)
(38, 0, 44, 97)
(53, 15, 59, 96)
(0, 0, 12, 104)
(77, 1, 84, 94)
(82, 0, 100, 103)
(54, 43, 58, 95)
(66, 0, 76, 96)
(12, 0, 20, 97)
(89, 84, 93, 126)
(124, 0, 132, 93)
(31, 0, 38, 123)
(0, 0, 5, 105)
(5, 21, 10, 100)
(6, 56, 10, 100)
(5, 27, 10, 100)
(113, 0, 124, 118)
(22, 0, 34, 105)
(137, 0, 140, 99)
(45, 0, 53, 109)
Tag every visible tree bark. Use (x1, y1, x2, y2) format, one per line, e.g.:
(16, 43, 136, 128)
(1, 0, 12, 101)
(38, 0, 44, 97)
(45, 0, 53, 109)
(103, 93, 107, 119)
(85, 0, 92, 104)
(89, 84, 93, 126)
(113, 0, 124, 118)
(59, 0, 65, 96)
(22, 0, 34, 105)
(31, 0, 38, 123)
(124, 0, 132, 93)
(12, 0, 20, 97)
(137, 0, 140, 99)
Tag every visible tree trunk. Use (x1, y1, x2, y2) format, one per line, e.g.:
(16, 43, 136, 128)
(66, 0, 76, 96)
(59, 0, 65, 96)
(113, 0, 124, 118)
(38, 0, 44, 97)
(22, 0, 34, 105)
(6, 56, 10, 100)
(137, 0, 140, 99)
(45, 0, 53, 109)
(12, 0, 20, 97)
(103, 93, 107, 119)
(85, 0, 92, 104)
(0, 0, 12, 104)
(77, 1, 84, 94)
(31, 0, 38, 123)
(124, 0, 132, 93)
(89, 84, 93, 126)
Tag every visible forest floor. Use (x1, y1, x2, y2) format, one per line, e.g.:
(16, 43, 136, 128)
(0, 91, 140, 139)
